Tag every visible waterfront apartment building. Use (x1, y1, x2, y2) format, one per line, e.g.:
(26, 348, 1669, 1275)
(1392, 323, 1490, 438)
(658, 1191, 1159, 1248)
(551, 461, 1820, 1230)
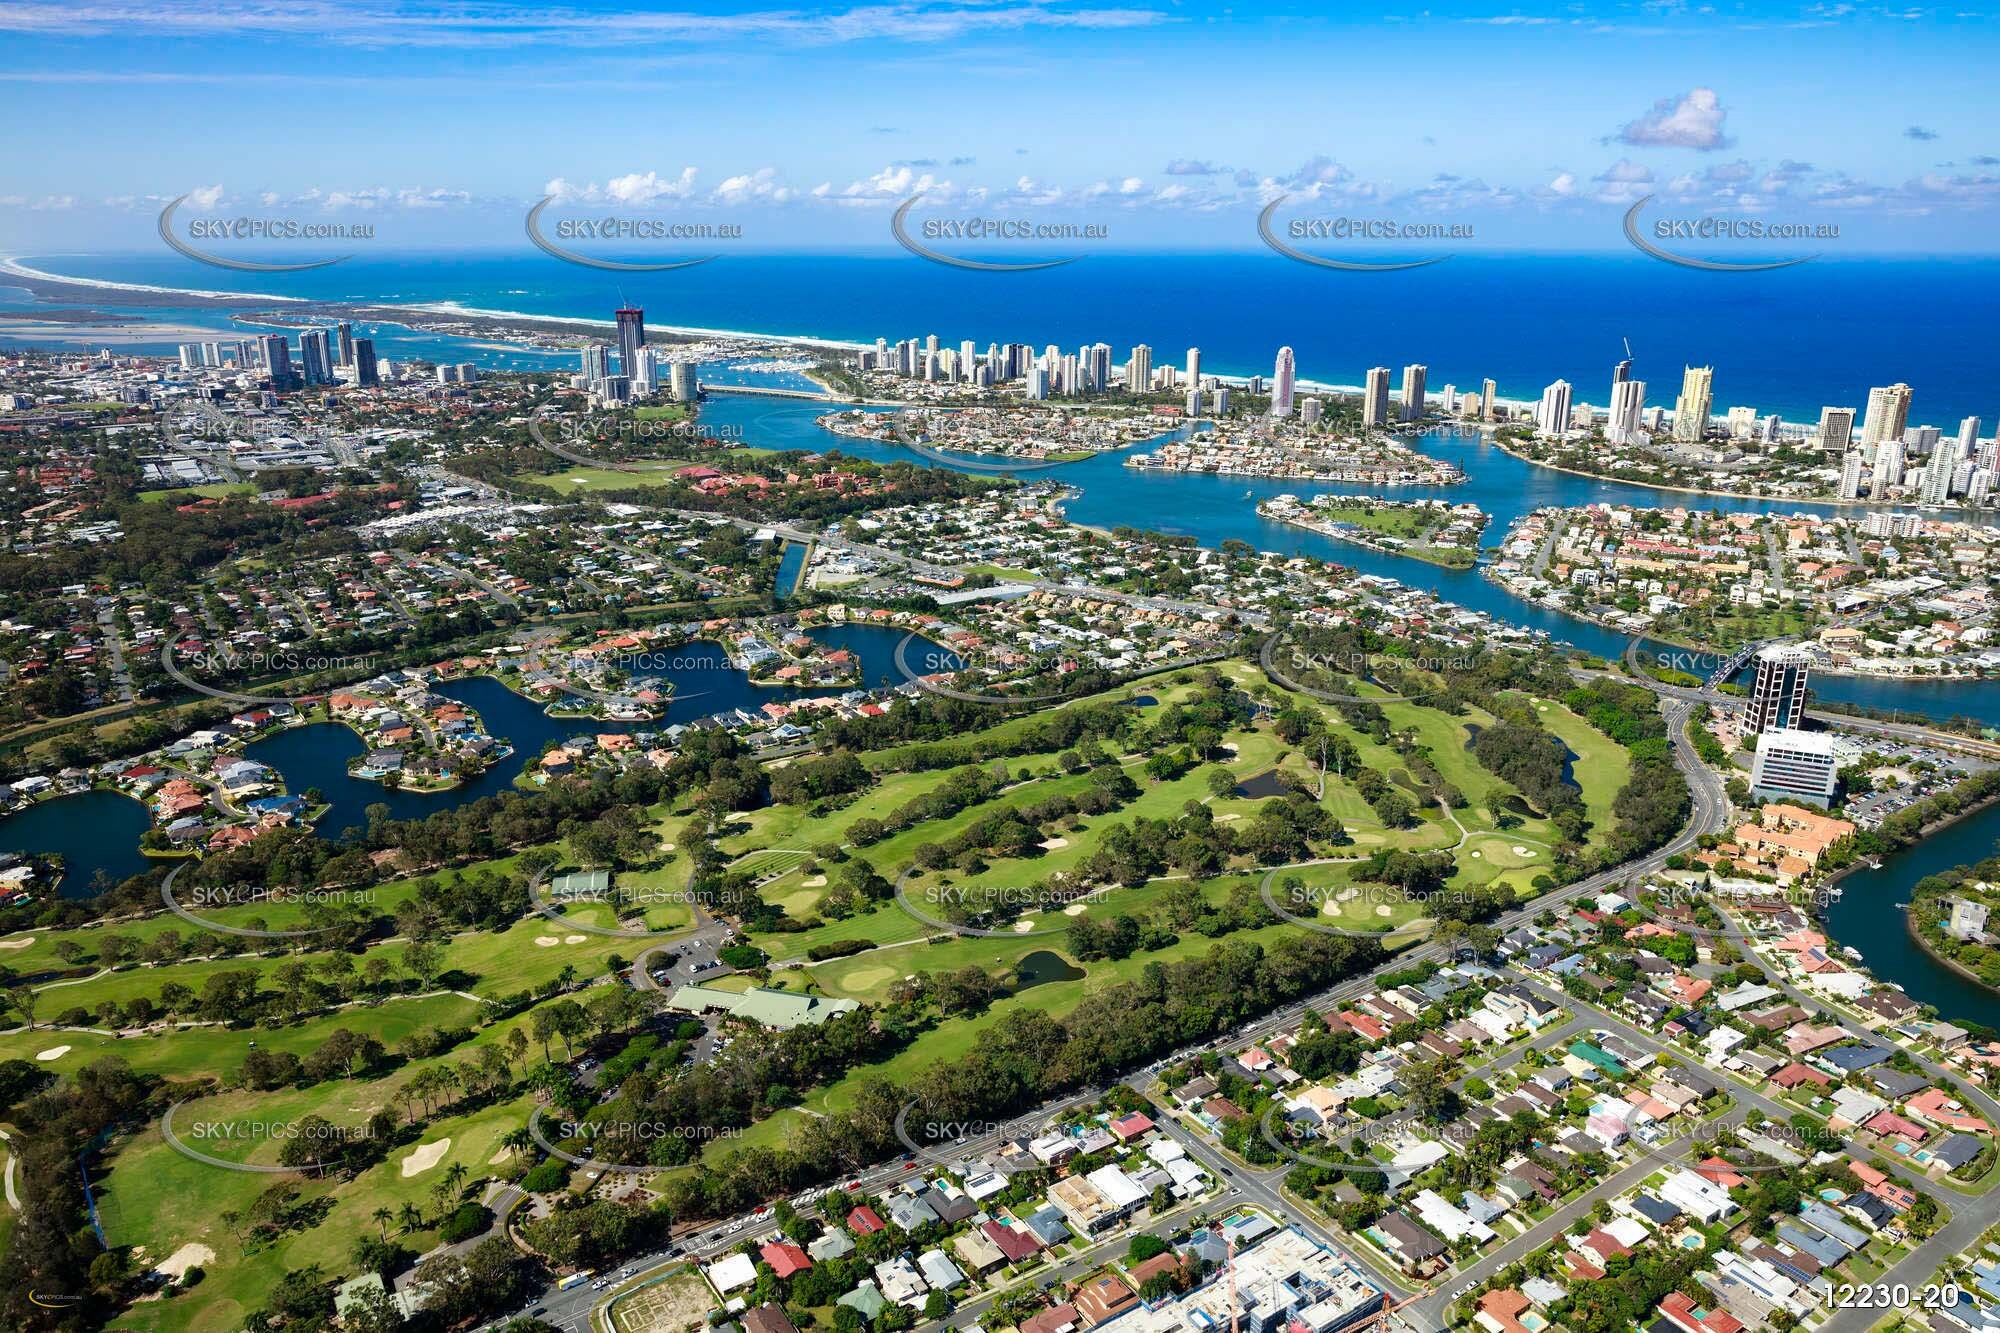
(1533, 379, 1573, 438)
(1400, 363, 1427, 422)
(1480, 378, 1496, 421)
(1271, 347, 1296, 418)
(336, 320, 354, 367)
(1185, 347, 1202, 389)
(1362, 367, 1392, 429)
(1816, 406, 1855, 453)
(1860, 383, 1913, 447)
(1870, 439, 1906, 499)
(1751, 729, 1839, 807)
(669, 361, 697, 402)
(1607, 378, 1647, 445)
(299, 329, 333, 386)
(1671, 364, 1713, 442)
(1746, 647, 1810, 735)
(351, 338, 379, 388)
(261, 334, 293, 387)
(1837, 450, 1864, 500)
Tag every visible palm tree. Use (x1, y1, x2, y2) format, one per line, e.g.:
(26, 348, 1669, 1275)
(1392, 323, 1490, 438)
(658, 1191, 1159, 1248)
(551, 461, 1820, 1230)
(500, 1127, 534, 1159)
(443, 1162, 468, 1200)
(372, 1206, 393, 1240)
(397, 1201, 423, 1234)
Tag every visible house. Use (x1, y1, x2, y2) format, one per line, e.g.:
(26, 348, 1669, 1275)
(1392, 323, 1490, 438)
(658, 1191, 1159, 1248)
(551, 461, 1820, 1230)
(743, 1306, 798, 1333)
(1373, 1211, 1445, 1269)
(1659, 1168, 1735, 1223)
(1475, 1289, 1534, 1333)
(759, 1241, 812, 1279)
(1073, 1274, 1138, 1326)
(848, 1205, 886, 1235)
(953, 1229, 1007, 1275)
(915, 1250, 965, 1292)
(981, 1220, 1043, 1264)
(1661, 1291, 1746, 1333)
(1020, 1304, 1081, 1333)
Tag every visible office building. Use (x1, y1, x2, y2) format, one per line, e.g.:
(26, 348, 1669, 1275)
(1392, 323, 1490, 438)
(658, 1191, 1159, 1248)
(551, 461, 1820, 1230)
(1607, 378, 1647, 445)
(1533, 379, 1573, 438)
(1672, 365, 1713, 442)
(1362, 367, 1392, 429)
(351, 338, 379, 387)
(1746, 647, 1810, 735)
(615, 307, 646, 376)
(1860, 383, 1913, 447)
(1751, 730, 1839, 807)
(1271, 346, 1296, 418)
(1400, 363, 1427, 422)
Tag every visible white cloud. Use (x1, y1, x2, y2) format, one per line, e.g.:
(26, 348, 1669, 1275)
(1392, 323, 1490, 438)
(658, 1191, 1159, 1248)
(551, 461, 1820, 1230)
(1613, 88, 1733, 151)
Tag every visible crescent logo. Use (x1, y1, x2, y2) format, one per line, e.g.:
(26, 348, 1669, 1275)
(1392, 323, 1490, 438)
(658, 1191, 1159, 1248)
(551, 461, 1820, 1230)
(1256, 196, 1449, 272)
(890, 196, 1080, 272)
(1622, 196, 1815, 272)
(525, 197, 717, 272)
(157, 194, 352, 273)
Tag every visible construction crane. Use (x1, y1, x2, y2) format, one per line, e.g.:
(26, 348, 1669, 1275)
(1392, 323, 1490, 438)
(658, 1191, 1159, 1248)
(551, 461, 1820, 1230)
(1358, 1287, 1432, 1332)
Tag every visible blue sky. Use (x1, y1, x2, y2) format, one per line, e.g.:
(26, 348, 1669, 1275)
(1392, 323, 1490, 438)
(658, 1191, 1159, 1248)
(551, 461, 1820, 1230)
(2, 0, 1997, 254)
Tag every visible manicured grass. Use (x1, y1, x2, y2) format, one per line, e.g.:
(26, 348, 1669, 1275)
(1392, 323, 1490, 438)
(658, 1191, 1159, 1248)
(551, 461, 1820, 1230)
(139, 483, 257, 504)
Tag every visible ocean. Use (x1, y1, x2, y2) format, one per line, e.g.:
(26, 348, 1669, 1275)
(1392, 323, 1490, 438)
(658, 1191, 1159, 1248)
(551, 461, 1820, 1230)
(10, 249, 2000, 426)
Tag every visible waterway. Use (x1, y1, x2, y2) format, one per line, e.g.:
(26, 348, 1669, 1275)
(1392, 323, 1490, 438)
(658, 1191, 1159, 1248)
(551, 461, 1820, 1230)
(4, 624, 948, 894)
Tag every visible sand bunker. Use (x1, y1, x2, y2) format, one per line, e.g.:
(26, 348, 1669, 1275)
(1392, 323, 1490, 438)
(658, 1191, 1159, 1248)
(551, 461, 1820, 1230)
(1039, 837, 1070, 850)
(1512, 846, 1535, 858)
(534, 936, 560, 947)
(1063, 904, 1089, 916)
(1012, 920, 1037, 932)
(1375, 906, 1393, 917)
(1335, 887, 1359, 902)
(153, 1244, 215, 1280)
(401, 1138, 451, 1177)
(0, 937, 33, 950)
(1470, 851, 1482, 859)
(802, 875, 827, 888)
(564, 934, 587, 944)
(35, 1046, 70, 1061)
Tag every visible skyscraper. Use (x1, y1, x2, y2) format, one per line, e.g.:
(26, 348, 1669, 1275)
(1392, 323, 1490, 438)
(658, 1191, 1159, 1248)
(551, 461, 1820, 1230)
(1271, 347, 1296, 418)
(1185, 348, 1202, 389)
(615, 307, 646, 376)
(1837, 450, 1864, 500)
(261, 334, 293, 386)
(1533, 380, 1573, 437)
(299, 328, 332, 386)
(1607, 379, 1647, 445)
(352, 338, 380, 387)
(1127, 345, 1152, 394)
(1672, 365, 1713, 442)
(1870, 439, 1906, 499)
(1400, 364, 1427, 422)
(1860, 383, 1913, 447)
(335, 321, 354, 367)
(669, 361, 698, 402)
(1746, 647, 1810, 735)
(1922, 438, 1961, 503)
(1816, 406, 1855, 454)
(581, 345, 612, 385)
(1480, 378, 1496, 422)
(1362, 367, 1392, 429)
